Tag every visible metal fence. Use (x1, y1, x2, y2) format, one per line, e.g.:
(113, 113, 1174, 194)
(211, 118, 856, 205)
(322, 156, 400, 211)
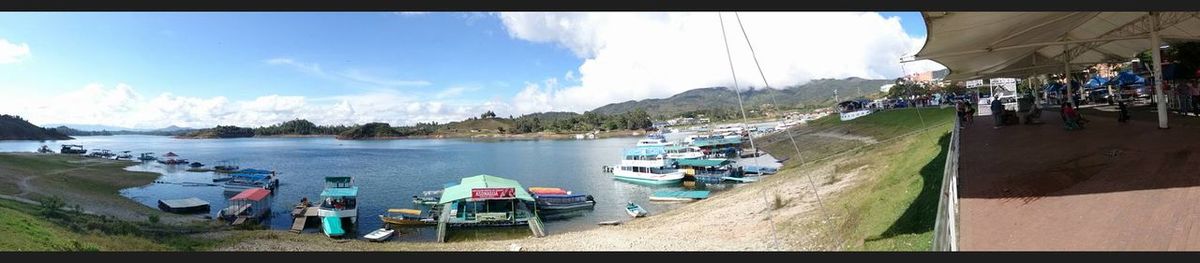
(931, 115, 962, 251)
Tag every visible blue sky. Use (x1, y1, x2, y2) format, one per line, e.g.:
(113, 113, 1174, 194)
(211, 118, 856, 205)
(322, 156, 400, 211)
(0, 12, 936, 128)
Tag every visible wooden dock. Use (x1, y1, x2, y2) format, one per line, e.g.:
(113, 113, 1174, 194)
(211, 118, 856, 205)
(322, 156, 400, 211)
(290, 207, 319, 233)
(436, 206, 452, 242)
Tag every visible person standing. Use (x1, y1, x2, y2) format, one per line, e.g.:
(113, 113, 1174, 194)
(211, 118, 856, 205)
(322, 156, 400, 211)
(1189, 81, 1200, 116)
(990, 96, 1004, 129)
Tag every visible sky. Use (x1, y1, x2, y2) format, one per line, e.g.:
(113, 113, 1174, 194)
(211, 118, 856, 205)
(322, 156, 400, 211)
(0, 12, 944, 129)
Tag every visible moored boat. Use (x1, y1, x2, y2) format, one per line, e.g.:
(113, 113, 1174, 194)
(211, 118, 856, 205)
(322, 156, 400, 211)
(379, 208, 434, 226)
(610, 147, 684, 185)
(533, 194, 596, 211)
(625, 202, 647, 217)
(363, 228, 395, 242)
(222, 172, 279, 192)
(218, 188, 272, 225)
(318, 176, 358, 238)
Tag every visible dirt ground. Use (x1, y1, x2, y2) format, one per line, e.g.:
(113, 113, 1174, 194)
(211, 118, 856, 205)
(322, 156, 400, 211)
(957, 105, 1200, 250)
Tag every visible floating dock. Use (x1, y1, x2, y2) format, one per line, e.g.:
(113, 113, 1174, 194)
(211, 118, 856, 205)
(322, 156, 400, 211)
(157, 198, 210, 214)
(649, 190, 711, 202)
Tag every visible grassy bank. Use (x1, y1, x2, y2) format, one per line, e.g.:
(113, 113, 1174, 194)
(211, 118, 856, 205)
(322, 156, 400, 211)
(0, 154, 192, 222)
(0, 198, 225, 251)
(758, 107, 954, 250)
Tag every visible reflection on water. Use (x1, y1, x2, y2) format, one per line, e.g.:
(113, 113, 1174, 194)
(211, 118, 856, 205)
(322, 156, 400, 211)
(0, 133, 780, 242)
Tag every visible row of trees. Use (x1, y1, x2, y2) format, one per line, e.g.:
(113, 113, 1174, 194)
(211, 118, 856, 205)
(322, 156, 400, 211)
(512, 109, 654, 133)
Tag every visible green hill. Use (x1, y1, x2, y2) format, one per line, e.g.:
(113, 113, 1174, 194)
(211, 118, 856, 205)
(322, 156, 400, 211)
(178, 125, 255, 139)
(336, 122, 403, 140)
(590, 77, 892, 118)
(0, 115, 73, 141)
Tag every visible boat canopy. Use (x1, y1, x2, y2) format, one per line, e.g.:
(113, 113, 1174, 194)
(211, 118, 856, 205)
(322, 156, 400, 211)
(438, 174, 535, 204)
(676, 158, 734, 167)
(236, 168, 272, 174)
(691, 137, 742, 147)
(230, 173, 269, 181)
(230, 188, 271, 202)
(624, 147, 665, 157)
(321, 187, 359, 197)
(387, 208, 422, 215)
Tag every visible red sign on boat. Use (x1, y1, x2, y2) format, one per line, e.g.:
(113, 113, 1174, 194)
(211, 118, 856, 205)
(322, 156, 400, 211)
(471, 187, 516, 200)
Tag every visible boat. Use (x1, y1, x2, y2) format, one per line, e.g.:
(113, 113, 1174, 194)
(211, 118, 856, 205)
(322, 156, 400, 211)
(533, 194, 595, 211)
(528, 187, 571, 196)
(59, 144, 87, 154)
(87, 149, 113, 158)
(318, 176, 359, 238)
(157, 197, 211, 214)
(742, 165, 779, 175)
(157, 152, 189, 165)
(137, 152, 156, 161)
(676, 158, 739, 184)
(218, 188, 272, 225)
(114, 151, 133, 160)
(625, 202, 647, 217)
(363, 228, 395, 242)
(222, 172, 279, 192)
(37, 145, 53, 153)
(664, 145, 704, 160)
(432, 174, 545, 242)
(635, 133, 673, 147)
(189, 162, 204, 168)
(649, 190, 710, 202)
(379, 208, 433, 226)
(610, 147, 685, 185)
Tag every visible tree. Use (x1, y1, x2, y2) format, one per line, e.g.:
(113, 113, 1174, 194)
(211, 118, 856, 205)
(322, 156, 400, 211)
(481, 111, 497, 119)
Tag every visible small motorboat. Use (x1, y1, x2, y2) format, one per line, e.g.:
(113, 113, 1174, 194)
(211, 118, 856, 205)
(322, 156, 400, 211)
(625, 202, 647, 218)
(379, 208, 433, 226)
(363, 228, 395, 242)
(137, 152, 157, 161)
(189, 162, 205, 168)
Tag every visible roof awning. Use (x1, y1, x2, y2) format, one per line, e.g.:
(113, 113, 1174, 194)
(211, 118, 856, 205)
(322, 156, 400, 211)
(911, 12, 1200, 81)
(438, 174, 535, 204)
(230, 188, 271, 201)
(321, 187, 359, 197)
(676, 158, 734, 167)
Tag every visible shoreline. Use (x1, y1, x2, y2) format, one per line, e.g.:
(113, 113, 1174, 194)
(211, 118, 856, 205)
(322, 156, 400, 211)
(173, 130, 651, 141)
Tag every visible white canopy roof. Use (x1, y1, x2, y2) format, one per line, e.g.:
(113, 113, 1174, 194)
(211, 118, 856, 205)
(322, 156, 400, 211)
(912, 12, 1200, 81)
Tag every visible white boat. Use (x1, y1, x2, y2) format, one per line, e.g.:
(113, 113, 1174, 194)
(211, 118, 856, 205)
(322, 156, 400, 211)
(635, 135, 673, 147)
(664, 146, 704, 160)
(319, 176, 359, 238)
(611, 147, 684, 185)
(363, 228, 395, 242)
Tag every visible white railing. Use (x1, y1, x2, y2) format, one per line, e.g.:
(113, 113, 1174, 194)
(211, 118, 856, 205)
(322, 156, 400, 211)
(932, 114, 962, 251)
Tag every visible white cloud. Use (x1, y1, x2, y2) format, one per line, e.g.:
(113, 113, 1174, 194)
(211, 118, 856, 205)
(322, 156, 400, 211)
(3, 83, 503, 129)
(498, 12, 946, 112)
(0, 38, 32, 64)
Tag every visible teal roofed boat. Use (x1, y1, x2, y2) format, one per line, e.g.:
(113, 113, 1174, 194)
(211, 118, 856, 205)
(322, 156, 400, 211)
(438, 174, 535, 204)
(675, 158, 733, 167)
(321, 187, 359, 197)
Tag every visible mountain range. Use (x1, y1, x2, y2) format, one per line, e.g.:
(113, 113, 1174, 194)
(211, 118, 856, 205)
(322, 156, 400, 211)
(590, 77, 893, 117)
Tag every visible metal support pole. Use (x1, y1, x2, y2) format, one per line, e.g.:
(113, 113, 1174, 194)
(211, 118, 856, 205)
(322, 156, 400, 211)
(1150, 12, 1169, 129)
(1064, 44, 1076, 107)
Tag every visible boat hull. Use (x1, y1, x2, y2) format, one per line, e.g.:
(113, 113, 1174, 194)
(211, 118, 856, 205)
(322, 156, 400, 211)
(612, 169, 684, 185)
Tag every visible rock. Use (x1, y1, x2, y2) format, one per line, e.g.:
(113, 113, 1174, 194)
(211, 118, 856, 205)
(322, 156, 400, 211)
(508, 243, 522, 251)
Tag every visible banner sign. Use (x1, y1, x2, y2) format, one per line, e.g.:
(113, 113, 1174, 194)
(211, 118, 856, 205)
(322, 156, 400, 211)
(471, 188, 516, 200)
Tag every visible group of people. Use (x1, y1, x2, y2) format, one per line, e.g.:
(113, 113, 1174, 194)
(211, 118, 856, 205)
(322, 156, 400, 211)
(1175, 81, 1200, 116)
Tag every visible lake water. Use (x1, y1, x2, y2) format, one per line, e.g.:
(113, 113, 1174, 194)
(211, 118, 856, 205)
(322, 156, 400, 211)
(0, 133, 780, 242)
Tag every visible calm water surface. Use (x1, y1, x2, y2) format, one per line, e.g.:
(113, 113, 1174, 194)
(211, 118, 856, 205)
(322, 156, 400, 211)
(0, 133, 779, 242)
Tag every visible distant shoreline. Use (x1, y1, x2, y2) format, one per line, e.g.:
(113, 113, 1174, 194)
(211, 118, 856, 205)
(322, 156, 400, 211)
(173, 130, 651, 141)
